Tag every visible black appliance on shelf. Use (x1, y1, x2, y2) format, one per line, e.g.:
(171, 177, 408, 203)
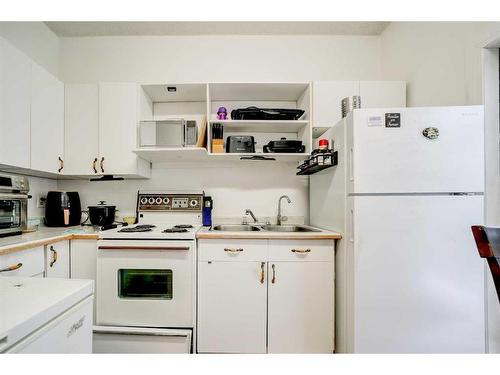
(263, 138, 305, 153)
(45, 191, 82, 227)
(226, 136, 255, 153)
(231, 107, 305, 121)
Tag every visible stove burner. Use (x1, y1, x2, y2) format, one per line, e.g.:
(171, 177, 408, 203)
(162, 227, 189, 233)
(174, 224, 194, 229)
(118, 224, 156, 233)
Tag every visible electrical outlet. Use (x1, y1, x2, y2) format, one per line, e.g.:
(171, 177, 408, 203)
(37, 195, 47, 208)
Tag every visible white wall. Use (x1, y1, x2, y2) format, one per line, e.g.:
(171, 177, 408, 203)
(380, 22, 500, 106)
(57, 34, 382, 221)
(59, 35, 381, 83)
(0, 22, 60, 77)
(58, 162, 308, 223)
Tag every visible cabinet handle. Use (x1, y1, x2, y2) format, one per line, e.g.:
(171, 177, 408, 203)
(58, 157, 64, 172)
(291, 248, 311, 254)
(100, 157, 105, 173)
(260, 262, 265, 284)
(224, 248, 243, 252)
(0, 263, 23, 273)
(49, 245, 58, 267)
(271, 264, 276, 284)
(92, 158, 98, 173)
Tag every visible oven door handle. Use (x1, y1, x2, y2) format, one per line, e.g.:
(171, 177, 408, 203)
(0, 193, 29, 199)
(98, 246, 190, 251)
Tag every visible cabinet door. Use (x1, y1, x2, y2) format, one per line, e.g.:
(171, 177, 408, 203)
(31, 63, 64, 173)
(0, 38, 31, 168)
(267, 261, 334, 353)
(312, 81, 359, 127)
(359, 81, 406, 108)
(99, 83, 144, 175)
(45, 241, 70, 278)
(64, 84, 100, 175)
(197, 261, 267, 353)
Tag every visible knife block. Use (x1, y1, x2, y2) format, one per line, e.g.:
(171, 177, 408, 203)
(211, 139, 224, 153)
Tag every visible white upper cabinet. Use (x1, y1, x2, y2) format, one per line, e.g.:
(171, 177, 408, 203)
(64, 83, 151, 178)
(0, 37, 31, 169)
(312, 80, 406, 128)
(64, 84, 100, 175)
(30, 63, 65, 173)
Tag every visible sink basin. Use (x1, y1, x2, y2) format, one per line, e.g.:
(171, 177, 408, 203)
(261, 225, 321, 232)
(211, 225, 262, 232)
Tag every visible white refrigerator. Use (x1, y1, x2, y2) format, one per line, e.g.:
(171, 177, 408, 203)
(310, 106, 486, 353)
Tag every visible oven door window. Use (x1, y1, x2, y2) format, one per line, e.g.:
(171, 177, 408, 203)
(118, 269, 173, 299)
(0, 200, 21, 229)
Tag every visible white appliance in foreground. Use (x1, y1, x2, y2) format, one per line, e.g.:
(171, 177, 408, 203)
(95, 191, 202, 353)
(310, 106, 486, 353)
(0, 277, 94, 353)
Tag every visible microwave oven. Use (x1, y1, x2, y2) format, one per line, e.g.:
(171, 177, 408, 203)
(0, 173, 29, 237)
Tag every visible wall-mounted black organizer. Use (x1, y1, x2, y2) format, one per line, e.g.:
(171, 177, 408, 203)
(296, 151, 338, 176)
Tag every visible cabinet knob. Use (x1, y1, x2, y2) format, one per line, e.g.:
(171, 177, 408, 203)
(224, 248, 243, 253)
(260, 262, 265, 284)
(271, 264, 276, 284)
(291, 248, 311, 254)
(92, 158, 98, 173)
(100, 157, 105, 173)
(58, 157, 64, 172)
(49, 245, 58, 267)
(0, 263, 23, 273)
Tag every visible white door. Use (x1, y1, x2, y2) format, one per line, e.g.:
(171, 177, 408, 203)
(97, 240, 194, 328)
(197, 261, 267, 353)
(267, 261, 334, 353)
(99, 83, 140, 175)
(312, 81, 359, 127)
(45, 241, 70, 278)
(64, 84, 100, 175)
(359, 81, 406, 108)
(352, 195, 485, 353)
(0, 38, 31, 168)
(30, 63, 64, 173)
(347, 106, 484, 194)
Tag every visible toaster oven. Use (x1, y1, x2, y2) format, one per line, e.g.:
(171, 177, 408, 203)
(0, 174, 29, 237)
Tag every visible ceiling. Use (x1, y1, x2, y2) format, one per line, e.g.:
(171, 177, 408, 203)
(45, 22, 390, 37)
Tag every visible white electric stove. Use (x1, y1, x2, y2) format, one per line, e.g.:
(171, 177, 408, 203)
(94, 191, 204, 354)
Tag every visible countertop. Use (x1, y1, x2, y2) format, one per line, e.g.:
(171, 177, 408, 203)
(0, 226, 99, 256)
(196, 225, 342, 240)
(0, 277, 94, 352)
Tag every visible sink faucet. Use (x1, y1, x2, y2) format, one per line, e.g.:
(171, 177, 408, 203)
(277, 195, 292, 225)
(245, 209, 258, 223)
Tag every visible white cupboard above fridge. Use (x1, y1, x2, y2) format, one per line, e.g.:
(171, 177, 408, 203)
(312, 80, 407, 131)
(64, 83, 151, 178)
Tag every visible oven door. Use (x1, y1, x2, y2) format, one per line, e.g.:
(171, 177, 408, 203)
(0, 195, 26, 236)
(96, 240, 194, 328)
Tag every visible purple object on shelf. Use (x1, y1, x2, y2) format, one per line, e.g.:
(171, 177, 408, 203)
(217, 107, 228, 120)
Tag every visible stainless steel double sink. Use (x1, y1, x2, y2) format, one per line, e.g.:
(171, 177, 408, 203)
(211, 224, 321, 233)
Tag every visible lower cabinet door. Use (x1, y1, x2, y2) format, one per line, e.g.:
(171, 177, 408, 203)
(267, 261, 334, 353)
(45, 241, 70, 278)
(197, 261, 267, 353)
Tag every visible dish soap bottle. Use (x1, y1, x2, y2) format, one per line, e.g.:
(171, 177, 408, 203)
(202, 196, 213, 227)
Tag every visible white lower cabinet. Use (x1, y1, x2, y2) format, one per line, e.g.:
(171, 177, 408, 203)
(45, 240, 70, 278)
(197, 260, 267, 353)
(267, 261, 334, 353)
(197, 239, 335, 354)
(0, 246, 45, 277)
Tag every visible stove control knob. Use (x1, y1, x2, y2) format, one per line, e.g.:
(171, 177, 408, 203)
(156, 197, 163, 204)
(190, 199, 198, 207)
(163, 197, 170, 204)
(140, 197, 148, 204)
(148, 197, 155, 204)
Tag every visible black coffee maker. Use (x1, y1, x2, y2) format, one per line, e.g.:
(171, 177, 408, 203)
(45, 191, 82, 227)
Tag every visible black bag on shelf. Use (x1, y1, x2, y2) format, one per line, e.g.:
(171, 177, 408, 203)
(231, 106, 305, 120)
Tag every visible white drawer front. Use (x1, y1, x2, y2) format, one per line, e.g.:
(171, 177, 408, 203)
(268, 240, 334, 262)
(0, 246, 45, 277)
(198, 239, 268, 262)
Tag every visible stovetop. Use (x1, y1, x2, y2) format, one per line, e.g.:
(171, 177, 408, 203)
(100, 223, 201, 240)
